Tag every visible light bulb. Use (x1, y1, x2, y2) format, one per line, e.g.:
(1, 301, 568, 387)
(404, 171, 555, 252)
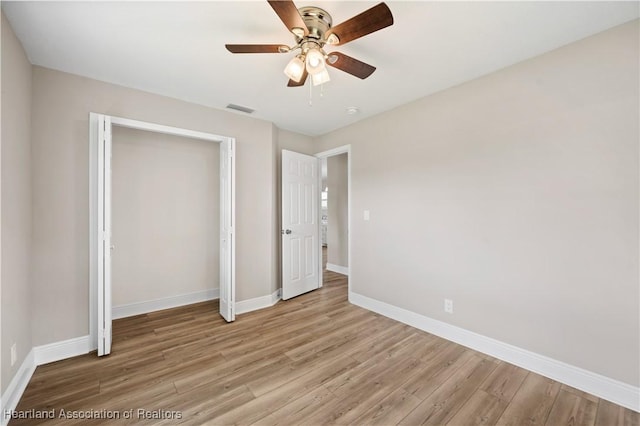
(284, 56, 305, 82)
(305, 49, 325, 75)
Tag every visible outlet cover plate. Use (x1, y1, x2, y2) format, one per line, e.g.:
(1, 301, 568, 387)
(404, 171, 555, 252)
(444, 299, 454, 314)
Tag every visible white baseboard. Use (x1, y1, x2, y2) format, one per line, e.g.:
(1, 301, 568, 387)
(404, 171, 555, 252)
(112, 288, 219, 319)
(1, 349, 36, 426)
(34, 335, 93, 366)
(326, 263, 350, 276)
(236, 289, 281, 315)
(1, 335, 94, 425)
(349, 291, 640, 413)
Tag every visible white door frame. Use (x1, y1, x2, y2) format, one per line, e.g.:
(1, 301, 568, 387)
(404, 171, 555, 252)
(89, 113, 236, 354)
(315, 145, 351, 297)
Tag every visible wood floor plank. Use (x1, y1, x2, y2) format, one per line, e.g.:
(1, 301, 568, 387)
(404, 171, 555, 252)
(156, 384, 256, 425)
(10, 258, 637, 426)
(99, 351, 227, 394)
(251, 384, 337, 425)
(306, 356, 424, 425)
(323, 334, 423, 397)
(401, 344, 474, 400)
(174, 353, 292, 395)
(245, 344, 359, 397)
(283, 312, 385, 362)
(446, 389, 509, 426)
(544, 389, 597, 426)
(345, 321, 417, 362)
(351, 386, 423, 425)
(480, 362, 529, 402)
(399, 355, 499, 425)
(595, 399, 640, 426)
(495, 373, 562, 426)
(560, 384, 599, 403)
(207, 355, 359, 425)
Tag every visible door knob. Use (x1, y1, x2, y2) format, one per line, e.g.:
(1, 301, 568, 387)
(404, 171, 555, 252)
(281, 229, 292, 235)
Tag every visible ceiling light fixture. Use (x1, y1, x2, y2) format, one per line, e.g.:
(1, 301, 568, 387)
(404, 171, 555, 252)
(226, 1, 394, 90)
(305, 48, 326, 75)
(284, 55, 305, 82)
(311, 68, 330, 86)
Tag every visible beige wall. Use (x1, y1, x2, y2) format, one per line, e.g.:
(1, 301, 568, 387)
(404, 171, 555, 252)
(30, 66, 277, 345)
(111, 127, 219, 306)
(277, 129, 315, 155)
(315, 20, 640, 386)
(327, 153, 348, 268)
(1, 12, 33, 394)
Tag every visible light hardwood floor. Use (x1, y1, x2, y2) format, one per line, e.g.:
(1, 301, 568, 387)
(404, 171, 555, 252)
(10, 263, 639, 425)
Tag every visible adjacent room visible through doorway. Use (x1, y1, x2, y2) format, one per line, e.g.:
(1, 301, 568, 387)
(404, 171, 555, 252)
(316, 146, 351, 292)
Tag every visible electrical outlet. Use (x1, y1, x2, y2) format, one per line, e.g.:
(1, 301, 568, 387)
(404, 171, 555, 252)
(10, 343, 17, 366)
(444, 299, 454, 314)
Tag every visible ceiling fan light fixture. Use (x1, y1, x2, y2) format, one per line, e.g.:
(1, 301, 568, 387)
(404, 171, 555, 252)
(284, 55, 305, 82)
(311, 68, 330, 86)
(305, 48, 326, 75)
(227, 1, 395, 89)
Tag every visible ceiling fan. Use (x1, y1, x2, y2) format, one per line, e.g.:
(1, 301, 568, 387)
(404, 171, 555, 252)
(225, 1, 394, 87)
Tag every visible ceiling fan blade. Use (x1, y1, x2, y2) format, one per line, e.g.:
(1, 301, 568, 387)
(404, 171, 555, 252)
(287, 69, 308, 87)
(225, 44, 288, 54)
(327, 52, 376, 79)
(268, 0, 309, 37)
(325, 3, 393, 46)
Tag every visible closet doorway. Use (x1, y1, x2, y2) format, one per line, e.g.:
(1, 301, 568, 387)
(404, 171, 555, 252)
(89, 114, 236, 356)
(315, 145, 351, 293)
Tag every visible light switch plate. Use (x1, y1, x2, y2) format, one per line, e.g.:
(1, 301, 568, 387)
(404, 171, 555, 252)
(10, 343, 17, 366)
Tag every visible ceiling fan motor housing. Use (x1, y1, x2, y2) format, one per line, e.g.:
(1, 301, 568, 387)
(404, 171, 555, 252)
(297, 6, 332, 43)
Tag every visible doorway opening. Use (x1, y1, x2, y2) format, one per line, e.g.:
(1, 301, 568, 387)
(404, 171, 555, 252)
(110, 127, 220, 320)
(89, 114, 236, 356)
(315, 146, 351, 295)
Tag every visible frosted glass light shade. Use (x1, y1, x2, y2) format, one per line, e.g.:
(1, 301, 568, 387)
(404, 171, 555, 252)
(311, 68, 330, 86)
(305, 49, 325, 75)
(284, 56, 305, 82)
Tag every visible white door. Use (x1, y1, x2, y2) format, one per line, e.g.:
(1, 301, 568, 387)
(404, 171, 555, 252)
(219, 138, 236, 322)
(281, 150, 321, 300)
(97, 114, 113, 356)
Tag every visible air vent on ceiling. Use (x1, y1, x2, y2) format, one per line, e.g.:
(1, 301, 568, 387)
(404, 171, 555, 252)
(226, 104, 255, 114)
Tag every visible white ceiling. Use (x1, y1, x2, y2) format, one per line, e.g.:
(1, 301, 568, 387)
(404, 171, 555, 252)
(3, 1, 638, 136)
